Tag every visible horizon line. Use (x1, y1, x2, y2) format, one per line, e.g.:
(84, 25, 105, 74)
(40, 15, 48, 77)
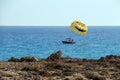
(0, 25, 120, 27)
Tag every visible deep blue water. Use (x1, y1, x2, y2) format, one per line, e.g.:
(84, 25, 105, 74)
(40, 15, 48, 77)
(0, 26, 120, 60)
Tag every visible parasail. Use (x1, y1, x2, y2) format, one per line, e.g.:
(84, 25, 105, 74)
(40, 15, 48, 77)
(70, 21, 88, 35)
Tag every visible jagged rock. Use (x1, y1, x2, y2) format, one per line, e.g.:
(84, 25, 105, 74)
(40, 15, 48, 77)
(8, 57, 20, 62)
(99, 55, 120, 62)
(106, 55, 116, 59)
(47, 50, 62, 61)
(0, 54, 120, 80)
(20, 56, 39, 62)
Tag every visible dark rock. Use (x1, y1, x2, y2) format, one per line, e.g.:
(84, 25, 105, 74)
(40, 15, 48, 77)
(64, 78, 70, 80)
(99, 55, 120, 62)
(8, 57, 20, 62)
(106, 55, 115, 59)
(105, 55, 120, 60)
(62, 69, 74, 76)
(45, 63, 62, 70)
(20, 56, 39, 62)
(93, 77, 106, 80)
(38, 70, 51, 77)
(21, 66, 40, 72)
(47, 50, 62, 61)
(116, 64, 120, 69)
(53, 64, 64, 70)
(99, 57, 105, 61)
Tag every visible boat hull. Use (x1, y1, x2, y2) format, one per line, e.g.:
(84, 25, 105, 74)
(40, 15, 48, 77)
(62, 41, 75, 44)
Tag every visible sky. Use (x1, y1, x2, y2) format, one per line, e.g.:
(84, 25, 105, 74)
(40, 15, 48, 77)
(0, 0, 120, 26)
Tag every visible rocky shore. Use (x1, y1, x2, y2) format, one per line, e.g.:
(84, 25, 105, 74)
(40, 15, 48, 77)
(0, 51, 120, 80)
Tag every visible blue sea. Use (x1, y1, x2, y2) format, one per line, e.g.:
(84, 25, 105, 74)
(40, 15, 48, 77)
(0, 26, 120, 60)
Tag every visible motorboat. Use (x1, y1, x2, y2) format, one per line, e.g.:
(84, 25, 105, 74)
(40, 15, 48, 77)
(62, 38, 75, 44)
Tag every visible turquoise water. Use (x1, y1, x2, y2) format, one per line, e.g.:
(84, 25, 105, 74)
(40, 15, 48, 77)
(0, 26, 120, 60)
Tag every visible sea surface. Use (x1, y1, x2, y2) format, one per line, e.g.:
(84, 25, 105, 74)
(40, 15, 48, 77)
(0, 26, 120, 60)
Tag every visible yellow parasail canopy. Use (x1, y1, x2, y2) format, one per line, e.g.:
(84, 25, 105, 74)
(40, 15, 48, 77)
(70, 21, 88, 35)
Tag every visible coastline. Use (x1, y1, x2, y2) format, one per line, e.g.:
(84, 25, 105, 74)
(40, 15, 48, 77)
(0, 51, 120, 80)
